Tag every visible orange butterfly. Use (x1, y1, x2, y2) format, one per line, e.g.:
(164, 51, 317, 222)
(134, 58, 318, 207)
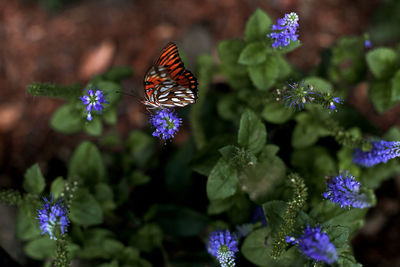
(142, 42, 198, 109)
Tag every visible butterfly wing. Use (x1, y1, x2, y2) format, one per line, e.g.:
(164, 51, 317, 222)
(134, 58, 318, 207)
(143, 42, 198, 108)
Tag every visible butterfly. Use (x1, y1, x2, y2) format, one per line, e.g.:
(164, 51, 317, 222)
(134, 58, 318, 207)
(142, 42, 198, 109)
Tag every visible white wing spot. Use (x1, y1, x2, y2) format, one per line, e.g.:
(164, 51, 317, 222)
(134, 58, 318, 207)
(159, 93, 169, 98)
(171, 98, 180, 102)
(159, 98, 168, 102)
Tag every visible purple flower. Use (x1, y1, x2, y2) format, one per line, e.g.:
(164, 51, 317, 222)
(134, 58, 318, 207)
(37, 196, 70, 240)
(267, 12, 299, 48)
(207, 230, 239, 266)
(80, 88, 107, 121)
(364, 40, 372, 49)
(287, 224, 337, 265)
(328, 97, 343, 110)
(353, 140, 400, 167)
(149, 109, 182, 141)
(323, 173, 371, 209)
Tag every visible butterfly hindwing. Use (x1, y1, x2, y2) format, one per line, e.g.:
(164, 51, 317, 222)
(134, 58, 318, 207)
(143, 42, 198, 109)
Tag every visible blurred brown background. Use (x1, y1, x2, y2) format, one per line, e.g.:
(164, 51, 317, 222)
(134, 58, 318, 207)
(1, 0, 399, 266)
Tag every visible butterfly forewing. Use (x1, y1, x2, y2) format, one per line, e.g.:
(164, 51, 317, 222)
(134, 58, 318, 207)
(143, 42, 198, 109)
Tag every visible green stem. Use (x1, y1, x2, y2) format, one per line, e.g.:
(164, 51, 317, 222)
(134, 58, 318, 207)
(271, 173, 308, 259)
(27, 82, 82, 100)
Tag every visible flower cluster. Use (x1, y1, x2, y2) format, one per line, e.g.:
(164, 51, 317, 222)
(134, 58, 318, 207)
(80, 88, 107, 121)
(287, 224, 337, 265)
(207, 230, 239, 267)
(275, 81, 315, 110)
(37, 196, 70, 240)
(275, 82, 344, 111)
(323, 173, 371, 209)
(268, 12, 299, 48)
(353, 140, 400, 167)
(149, 109, 182, 141)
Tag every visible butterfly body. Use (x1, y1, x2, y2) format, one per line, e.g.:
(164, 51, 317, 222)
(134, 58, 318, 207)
(142, 43, 198, 109)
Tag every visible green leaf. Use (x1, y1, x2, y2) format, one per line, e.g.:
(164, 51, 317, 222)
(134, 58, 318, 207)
(78, 228, 115, 259)
(261, 102, 293, 124)
(310, 201, 366, 234)
(337, 251, 363, 267)
(16, 199, 41, 240)
(303, 76, 333, 92)
(130, 223, 163, 253)
(207, 158, 238, 200)
(69, 141, 105, 185)
(84, 117, 103, 136)
(329, 36, 365, 83)
(102, 66, 133, 82)
(239, 157, 286, 203)
(291, 112, 330, 149)
(208, 197, 235, 215)
(383, 126, 400, 141)
(191, 135, 236, 176)
(337, 146, 361, 179)
(24, 237, 56, 260)
(93, 80, 122, 106)
(125, 131, 156, 168)
(156, 205, 209, 237)
(50, 104, 83, 134)
(70, 189, 103, 226)
(238, 109, 267, 154)
(391, 69, 400, 101)
(94, 183, 116, 212)
(262, 200, 286, 232)
(241, 227, 271, 266)
(369, 80, 397, 113)
(50, 176, 65, 199)
(275, 54, 292, 79)
(244, 9, 272, 43)
(242, 227, 303, 267)
(23, 163, 45, 194)
(103, 108, 117, 125)
(238, 42, 268, 65)
(128, 170, 151, 186)
(102, 239, 124, 258)
(366, 47, 398, 79)
(248, 54, 279, 90)
(218, 39, 248, 75)
(277, 40, 301, 54)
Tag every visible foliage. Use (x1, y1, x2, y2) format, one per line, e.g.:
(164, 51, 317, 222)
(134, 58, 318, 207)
(2, 7, 400, 267)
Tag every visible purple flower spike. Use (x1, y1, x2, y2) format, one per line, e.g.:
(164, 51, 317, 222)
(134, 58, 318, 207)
(353, 140, 400, 167)
(149, 109, 182, 141)
(37, 195, 70, 240)
(267, 12, 299, 48)
(207, 230, 239, 266)
(287, 224, 337, 265)
(323, 173, 371, 209)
